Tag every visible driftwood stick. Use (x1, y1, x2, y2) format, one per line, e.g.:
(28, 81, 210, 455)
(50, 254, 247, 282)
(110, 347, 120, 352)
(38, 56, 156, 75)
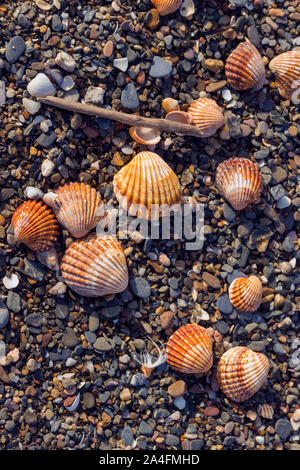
(38, 96, 205, 138)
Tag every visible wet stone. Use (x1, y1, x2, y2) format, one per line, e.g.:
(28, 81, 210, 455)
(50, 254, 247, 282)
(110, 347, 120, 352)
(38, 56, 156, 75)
(121, 83, 139, 110)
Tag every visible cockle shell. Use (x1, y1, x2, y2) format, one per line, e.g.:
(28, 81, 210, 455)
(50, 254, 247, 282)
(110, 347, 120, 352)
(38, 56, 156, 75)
(188, 98, 225, 137)
(129, 126, 161, 146)
(166, 324, 213, 374)
(217, 347, 270, 402)
(229, 275, 263, 312)
(11, 200, 59, 252)
(45, 182, 104, 239)
(113, 151, 182, 220)
(60, 234, 128, 297)
(225, 41, 266, 91)
(258, 404, 274, 419)
(215, 158, 262, 211)
(151, 0, 182, 16)
(165, 110, 192, 125)
(269, 49, 300, 101)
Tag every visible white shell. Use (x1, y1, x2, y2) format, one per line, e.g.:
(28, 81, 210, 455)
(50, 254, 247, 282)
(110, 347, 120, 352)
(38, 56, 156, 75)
(27, 73, 56, 97)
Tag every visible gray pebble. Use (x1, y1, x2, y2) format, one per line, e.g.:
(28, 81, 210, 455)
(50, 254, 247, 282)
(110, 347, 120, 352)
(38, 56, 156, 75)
(5, 36, 26, 63)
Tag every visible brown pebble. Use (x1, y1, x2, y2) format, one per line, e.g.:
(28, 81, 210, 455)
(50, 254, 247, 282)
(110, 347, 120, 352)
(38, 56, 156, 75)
(146, 9, 160, 30)
(160, 311, 174, 329)
(41, 333, 52, 347)
(168, 380, 187, 397)
(202, 272, 221, 289)
(83, 127, 99, 138)
(103, 40, 114, 57)
(204, 406, 220, 417)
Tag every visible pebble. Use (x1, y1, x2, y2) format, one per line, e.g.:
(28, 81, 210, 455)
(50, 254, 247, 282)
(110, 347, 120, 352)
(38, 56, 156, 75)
(275, 419, 292, 440)
(5, 36, 26, 63)
(130, 277, 151, 298)
(121, 83, 139, 109)
(149, 56, 172, 78)
(22, 98, 41, 114)
(24, 186, 44, 200)
(113, 58, 128, 72)
(217, 294, 233, 314)
(0, 303, 9, 328)
(168, 380, 186, 397)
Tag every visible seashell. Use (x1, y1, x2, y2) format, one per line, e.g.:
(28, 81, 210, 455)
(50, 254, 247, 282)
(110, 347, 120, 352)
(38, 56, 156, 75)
(113, 151, 181, 220)
(11, 200, 59, 252)
(151, 0, 182, 16)
(188, 98, 225, 137)
(215, 157, 262, 211)
(258, 404, 274, 419)
(162, 98, 179, 114)
(3, 273, 19, 290)
(269, 49, 300, 101)
(60, 234, 128, 297)
(165, 110, 192, 125)
(166, 323, 213, 374)
(129, 126, 161, 146)
(65, 393, 80, 412)
(45, 182, 104, 239)
(180, 0, 195, 19)
(217, 346, 270, 402)
(27, 73, 56, 97)
(229, 275, 263, 312)
(225, 41, 266, 91)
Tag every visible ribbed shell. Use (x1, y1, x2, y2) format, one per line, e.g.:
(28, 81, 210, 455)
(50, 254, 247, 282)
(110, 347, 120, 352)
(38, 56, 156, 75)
(229, 275, 263, 313)
(49, 182, 103, 238)
(60, 234, 128, 297)
(258, 404, 274, 419)
(217, 347, 270, 402)
(188, 98, 225, 137)
(166, 324, 213, 374)
(269, 49, 300, 99)
(151, 0, 182, 15)
(113, 151, 182, 220)
(11, 200, 59, 252)
(215, 158, 262, 211)
(225, 41, 266, 91)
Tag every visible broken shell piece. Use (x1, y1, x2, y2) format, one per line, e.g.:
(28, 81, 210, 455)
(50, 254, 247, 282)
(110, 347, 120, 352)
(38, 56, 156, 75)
(258, 403, 274, 419)
(65, 393, 81, 412)
(165, 110, 192, 125)
(129, 126, 161, 146)
(180, 0, 195, 19)
(3, 273, 19, 289)
(27, 73, 56, 97)
(162, 98, 180, 114)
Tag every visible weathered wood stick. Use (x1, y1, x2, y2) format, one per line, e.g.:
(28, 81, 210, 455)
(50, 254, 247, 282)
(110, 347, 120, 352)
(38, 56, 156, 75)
(38, 96, 205, 138)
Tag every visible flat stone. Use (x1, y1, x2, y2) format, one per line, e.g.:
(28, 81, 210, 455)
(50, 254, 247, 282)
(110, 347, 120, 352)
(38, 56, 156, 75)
(113, 57, 128, 72)
(217, 294, 233, 314)
(149, 56, 172, 78)
(121, 83, 139, 109)
(130, 277, 151, 298)
(275, 419, 292, 440)
(202, 272, 221, 289)
(121, 426, 133, 446)
(138, 420, 153, 436)
(5, 36, 26, 63)
(6, 291, 21, 313)
(62, 328, 78, 348)
(168, 380, 186, 397)
(93, 337, 114, 352)
(23, 258, 45, 281)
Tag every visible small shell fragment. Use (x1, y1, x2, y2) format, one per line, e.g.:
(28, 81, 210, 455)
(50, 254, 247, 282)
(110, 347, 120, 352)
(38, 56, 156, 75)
(129, 126, 161, 146)
(258, 404, 274, 419)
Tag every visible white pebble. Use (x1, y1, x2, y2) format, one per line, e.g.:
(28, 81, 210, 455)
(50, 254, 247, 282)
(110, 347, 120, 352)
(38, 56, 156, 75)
(174, 396, 186, 410)
(49, 281, 67, 295)
(3, 273, 19, 289)
(113, 57, 128, 72)
(41, 159, 55, 177)
(27, 73, 56, 97)
(23, 98, 41, 114)
(277, 196, 291, 209)
(255, 436, 264, 445)
(40, 119, 52, 133)
(66, 358, 77, 367)
(55, 51, 76, 72)
(61, 75, 75, 91)
(24, 186, 44, 200)
(222, 89, 232, 102)
(84, 86, 105, 105)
